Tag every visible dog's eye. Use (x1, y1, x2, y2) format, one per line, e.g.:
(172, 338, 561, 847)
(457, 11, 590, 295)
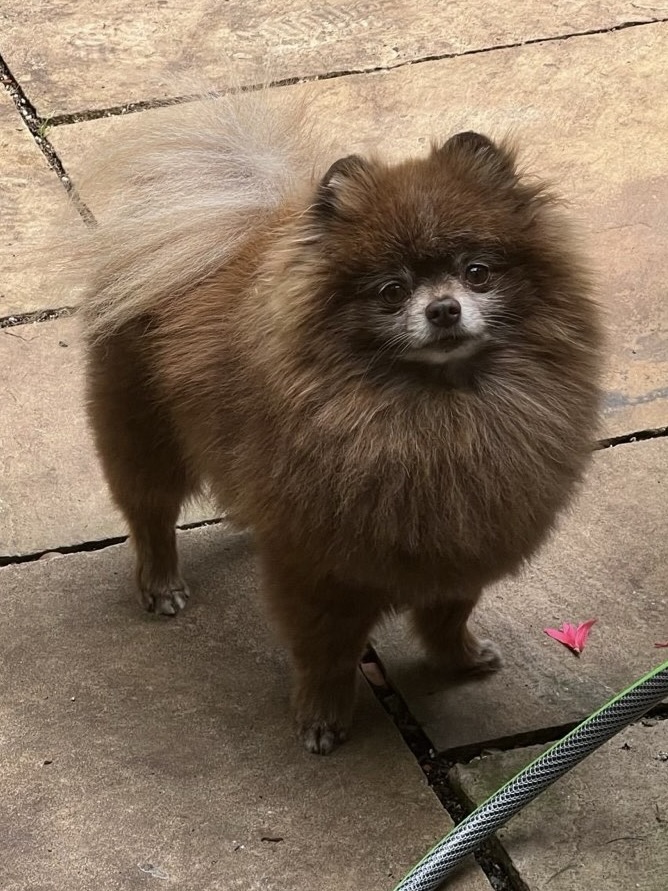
(379, 281, 409, 305)
(464, 263, 491, 287)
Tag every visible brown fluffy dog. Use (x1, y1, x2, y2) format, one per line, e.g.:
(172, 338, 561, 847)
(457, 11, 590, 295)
(70, 92, 602, 754)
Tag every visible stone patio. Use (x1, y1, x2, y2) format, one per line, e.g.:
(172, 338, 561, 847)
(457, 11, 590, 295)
(1, 4, 666, 890)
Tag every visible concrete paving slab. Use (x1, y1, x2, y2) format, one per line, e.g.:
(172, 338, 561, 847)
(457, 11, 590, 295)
(375, 438, 668, 753)
(0, 316, 216, 557)
(0, 527, 487, 891)
(50, 24, 668, 436)
(451, 721, 668, 890)
(1, 1, 653, 117)
(0, 92, 81, 317)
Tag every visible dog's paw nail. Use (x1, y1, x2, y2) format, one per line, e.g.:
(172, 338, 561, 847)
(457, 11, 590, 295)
(142, 584, 190, 617)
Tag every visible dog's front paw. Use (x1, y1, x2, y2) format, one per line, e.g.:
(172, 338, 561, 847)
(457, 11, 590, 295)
(140, 581, 190, 617)
(298, 721, 348, 756)
(434, 635, 503, 678)
(462, 638, 503, 675)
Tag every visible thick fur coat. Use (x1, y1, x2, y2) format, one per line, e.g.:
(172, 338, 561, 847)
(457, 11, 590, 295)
(68, 90, 602, 753)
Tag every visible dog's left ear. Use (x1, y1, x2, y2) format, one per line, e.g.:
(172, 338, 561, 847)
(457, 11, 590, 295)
(436, 131, 518, 186)
(314, 154, 373, 218)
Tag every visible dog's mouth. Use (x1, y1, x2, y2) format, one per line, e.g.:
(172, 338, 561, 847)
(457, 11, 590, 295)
(404, 333, 487, 365)
(430, 332, 473, 350)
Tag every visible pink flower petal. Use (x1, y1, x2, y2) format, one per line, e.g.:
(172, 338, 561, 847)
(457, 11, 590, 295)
(544, 620, 596, 656)
(655, 641, 668, 649)
(544, 627, 574, 646)
(574, 619, 597, 653)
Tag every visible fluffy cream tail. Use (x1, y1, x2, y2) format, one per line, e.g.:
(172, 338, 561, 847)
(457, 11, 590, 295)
(60, 89, 324, 339)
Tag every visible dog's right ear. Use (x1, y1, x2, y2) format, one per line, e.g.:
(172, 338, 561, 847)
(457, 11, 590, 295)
(314, 154, 373, 218)
(437, 131, 518, 187)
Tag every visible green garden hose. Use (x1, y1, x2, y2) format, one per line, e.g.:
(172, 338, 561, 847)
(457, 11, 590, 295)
(393, 659, 668, 891)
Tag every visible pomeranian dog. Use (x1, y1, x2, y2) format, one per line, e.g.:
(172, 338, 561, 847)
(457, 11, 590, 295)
(68, 90, 601, 754)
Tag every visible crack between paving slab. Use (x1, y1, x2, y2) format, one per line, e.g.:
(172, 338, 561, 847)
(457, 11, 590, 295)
(360, 647, 527, 891)
(0, 53, 94, 225)
(432, 703, 668, 764)
(35, 17, 668, 126)
(0, 306, 75, 329)
(0, 516, 226, 568)
(596, 425, 668, 449)
(0, 420, 665, 564)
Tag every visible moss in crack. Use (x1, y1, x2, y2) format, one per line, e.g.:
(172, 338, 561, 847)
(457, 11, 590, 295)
(0, 52, 93, 222)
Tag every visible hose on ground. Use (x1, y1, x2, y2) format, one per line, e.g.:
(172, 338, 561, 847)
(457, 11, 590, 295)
(393, 659, 668, 891)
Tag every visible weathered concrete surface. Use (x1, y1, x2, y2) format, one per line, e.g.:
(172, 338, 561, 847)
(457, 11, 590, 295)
(3, 7, 667, 891)
(50, 24, 668, 437)
(451, 721, 668, 890)
(0, 527, 487, 891)
(375, 438, 668, 753)
(0, 92, 80, 317)
(1, 1, 655, 117)
(0, 316, 216, 557)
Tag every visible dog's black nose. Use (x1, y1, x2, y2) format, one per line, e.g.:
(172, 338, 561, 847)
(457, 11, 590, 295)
(425, 297, 461, 328)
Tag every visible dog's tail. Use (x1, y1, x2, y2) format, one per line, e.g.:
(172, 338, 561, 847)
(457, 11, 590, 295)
(60, 89, 324, 340)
